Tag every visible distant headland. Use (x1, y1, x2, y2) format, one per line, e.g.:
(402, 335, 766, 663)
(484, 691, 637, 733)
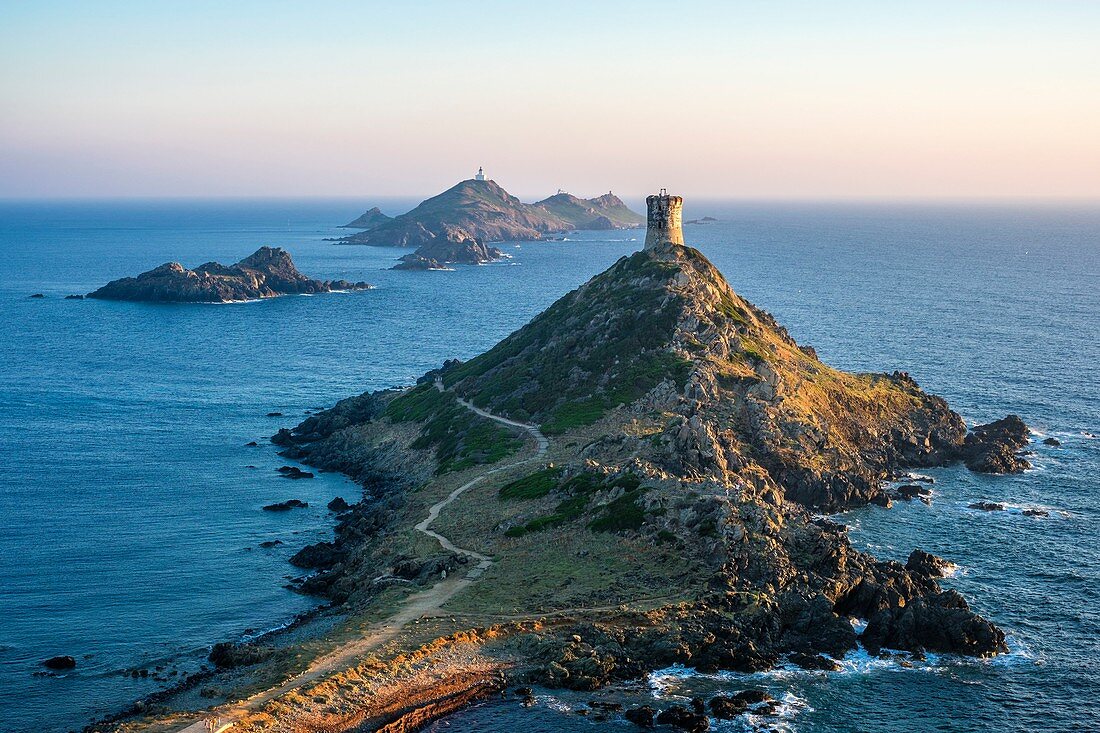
(338, 171, 644, 269)
(88, 246, 372, 303)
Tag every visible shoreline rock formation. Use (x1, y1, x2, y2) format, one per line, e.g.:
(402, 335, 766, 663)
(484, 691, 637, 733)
(101, 193, 1027, 733)
(88, 246, 372, 303)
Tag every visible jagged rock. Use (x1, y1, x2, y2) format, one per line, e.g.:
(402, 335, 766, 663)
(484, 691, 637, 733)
(327, 496, 351, 512)
(88, 246, 372, 303)
(1043, 437, 1060, 446)
(29, 293, 45, 298)
(969, 501, 1005, 512)
(788, 651, 841, 671)
(65, 294, 84, 300)
(708, 695, 748, 719)
(258, 540, 283, 548)
(1023, 508, 1049, 517)
(655, 705, 708, 732)
(208, 642, 273, 668)
(961, 415, 1030, 473)
(861, 590, 1007, 656)
(894, 484, 932, 501)
(289, 541, 341, 569)
(393, 234, 504, 269)
(906, 549, 952, 578)
(624, 705, 656, 727)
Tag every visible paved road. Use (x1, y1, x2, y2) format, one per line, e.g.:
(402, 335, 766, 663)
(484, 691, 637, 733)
(175, 382, 547, 733)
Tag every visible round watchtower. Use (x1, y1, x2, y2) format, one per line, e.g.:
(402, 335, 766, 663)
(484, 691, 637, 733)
(644, 189, 684, 249)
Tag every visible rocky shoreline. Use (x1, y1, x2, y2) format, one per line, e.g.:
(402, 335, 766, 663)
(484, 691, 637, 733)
(88, 246, 372, 303)
(98, 204, 1031, 733)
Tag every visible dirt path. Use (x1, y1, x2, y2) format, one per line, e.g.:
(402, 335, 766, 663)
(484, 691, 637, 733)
(176, 383, 547, 733)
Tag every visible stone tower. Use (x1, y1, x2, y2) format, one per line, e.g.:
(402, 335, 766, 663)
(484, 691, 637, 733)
(644, 189, 684, 249)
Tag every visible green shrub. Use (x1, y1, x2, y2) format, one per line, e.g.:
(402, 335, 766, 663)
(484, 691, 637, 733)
(499, 467, 563, 500)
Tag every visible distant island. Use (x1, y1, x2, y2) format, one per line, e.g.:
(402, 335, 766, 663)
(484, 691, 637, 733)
(103, 194, 1028, 733)
(88, 246, 372, 303)
(338, 172, 644, 269)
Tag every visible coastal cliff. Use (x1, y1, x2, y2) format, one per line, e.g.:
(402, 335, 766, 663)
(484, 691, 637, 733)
(88, 247, 372, 303)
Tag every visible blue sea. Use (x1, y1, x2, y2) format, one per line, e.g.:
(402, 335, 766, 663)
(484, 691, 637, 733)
(1, 199, 1097, 732)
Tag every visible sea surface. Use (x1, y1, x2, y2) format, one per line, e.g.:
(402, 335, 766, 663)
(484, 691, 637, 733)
(1, 199, 1097, 732)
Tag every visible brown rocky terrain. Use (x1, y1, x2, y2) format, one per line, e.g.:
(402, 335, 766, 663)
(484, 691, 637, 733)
(88, 246, 371, 303)
(102, 217, 1030, 733)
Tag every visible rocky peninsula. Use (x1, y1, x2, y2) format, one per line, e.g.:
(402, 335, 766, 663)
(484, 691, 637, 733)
(103, 195, 1028, 733)
(338, 177, 644, 268)
(88, 247, 371, 303)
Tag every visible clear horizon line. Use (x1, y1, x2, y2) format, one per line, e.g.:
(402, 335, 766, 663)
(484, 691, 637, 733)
(3, 193, 1100, 205)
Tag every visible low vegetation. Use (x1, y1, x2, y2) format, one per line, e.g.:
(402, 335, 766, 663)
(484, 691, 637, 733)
(384, 383, 523, 473)
(502, 471, 648, 537)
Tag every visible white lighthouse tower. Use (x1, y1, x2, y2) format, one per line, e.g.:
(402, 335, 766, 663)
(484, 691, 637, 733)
(475, 166, 485, 181)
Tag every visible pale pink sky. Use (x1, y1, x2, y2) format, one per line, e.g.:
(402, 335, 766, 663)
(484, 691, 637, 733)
(2, 1, 1098, 199)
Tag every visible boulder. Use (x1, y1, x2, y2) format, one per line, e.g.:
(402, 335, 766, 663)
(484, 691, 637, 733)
(655, 705, 709, 732)
(788, 651, 841, 671)
(624, 705, 656, 727)
(708, 695, 748, 719)
(262, 499, 308, 511)
(1043, 437, 1061, 446)
(277, 466, 314, 479)
(327, 496, 351, 512)
(289, 541, 342, 569)
(968, 501, 1005, 512)
(43, 655, 76, 670)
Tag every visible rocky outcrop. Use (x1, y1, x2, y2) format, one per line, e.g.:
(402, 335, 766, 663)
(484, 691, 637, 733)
(43, 655, 76, 670)
(393, 233, 504, 270)
(341, 206, 393, 229)
(262, 499, 308, 511)
(960, 415, 1030, 473)
(88, 246, 372, 303)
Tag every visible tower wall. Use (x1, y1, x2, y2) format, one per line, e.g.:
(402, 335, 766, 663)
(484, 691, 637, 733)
(644, 193, 684, 249)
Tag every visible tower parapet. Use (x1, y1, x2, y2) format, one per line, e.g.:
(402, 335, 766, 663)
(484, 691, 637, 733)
(644, 190, 684, 249)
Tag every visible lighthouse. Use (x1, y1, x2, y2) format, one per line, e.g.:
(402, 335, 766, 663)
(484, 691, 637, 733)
(475, 166, 485, 181)
(644, 189, 684, 249)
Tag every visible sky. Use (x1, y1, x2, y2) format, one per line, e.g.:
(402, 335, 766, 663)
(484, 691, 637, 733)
(1, 0, 1098, 200)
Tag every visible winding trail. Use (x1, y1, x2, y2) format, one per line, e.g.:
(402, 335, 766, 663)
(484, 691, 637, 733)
(175, 381, 547, 733)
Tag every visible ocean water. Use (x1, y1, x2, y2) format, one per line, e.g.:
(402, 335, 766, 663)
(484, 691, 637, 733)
(1, 199, 1097, 732)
